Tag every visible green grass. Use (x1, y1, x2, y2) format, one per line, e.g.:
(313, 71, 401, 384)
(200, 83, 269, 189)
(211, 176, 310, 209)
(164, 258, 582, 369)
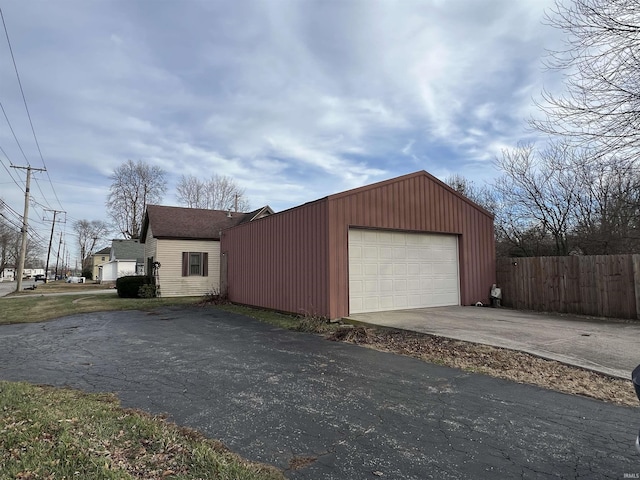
(0, 294, 202, 325)
(0, 381, 284, 479)
(217, 304, 337, 333)
(217, 304, 302, 329)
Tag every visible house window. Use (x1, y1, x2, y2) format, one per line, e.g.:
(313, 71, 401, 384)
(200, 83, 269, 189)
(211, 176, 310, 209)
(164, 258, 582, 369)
(181, 252, 208, 277)
(190, 253, 201, 275)
(101, 256, 106, 261)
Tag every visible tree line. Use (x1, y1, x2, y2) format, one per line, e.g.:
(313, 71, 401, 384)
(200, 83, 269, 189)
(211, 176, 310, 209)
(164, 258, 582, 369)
(449, 0, 640, 257)
(446, 141, 640, 257)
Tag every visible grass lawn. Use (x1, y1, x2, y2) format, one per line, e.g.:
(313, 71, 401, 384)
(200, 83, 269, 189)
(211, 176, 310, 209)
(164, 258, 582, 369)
(0, 381, 283, 479)
(0, 292, 202, 325)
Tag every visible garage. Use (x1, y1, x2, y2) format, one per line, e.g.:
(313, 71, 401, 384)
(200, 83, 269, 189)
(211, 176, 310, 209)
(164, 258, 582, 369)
(222, 170, 495, 319)
(348, 228, 460, 314)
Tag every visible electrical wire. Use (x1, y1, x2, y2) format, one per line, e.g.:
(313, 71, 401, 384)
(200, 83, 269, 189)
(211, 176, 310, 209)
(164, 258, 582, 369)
(0, 7, 64, 210)
(0, 101, 30, 165)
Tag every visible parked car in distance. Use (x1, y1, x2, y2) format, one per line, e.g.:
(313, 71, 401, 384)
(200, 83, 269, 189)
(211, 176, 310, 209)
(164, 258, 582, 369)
(66, 276, 86, 284)
(34, 274, 46, 282)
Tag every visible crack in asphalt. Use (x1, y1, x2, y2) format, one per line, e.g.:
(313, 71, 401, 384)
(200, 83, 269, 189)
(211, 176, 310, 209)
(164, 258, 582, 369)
(0, 307, 637, 479)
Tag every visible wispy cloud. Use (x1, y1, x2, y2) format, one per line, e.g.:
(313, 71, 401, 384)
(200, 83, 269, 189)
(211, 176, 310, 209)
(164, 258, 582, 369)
(0, 0, 565, 259)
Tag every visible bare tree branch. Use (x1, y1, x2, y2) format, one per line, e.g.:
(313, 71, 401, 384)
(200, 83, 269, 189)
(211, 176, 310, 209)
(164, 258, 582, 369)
(106, 160, 167, 239)
(176, 174, 250, 211)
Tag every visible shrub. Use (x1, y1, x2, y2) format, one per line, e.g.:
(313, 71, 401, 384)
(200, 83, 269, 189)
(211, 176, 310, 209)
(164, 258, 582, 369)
(138, 283, 157, 298)
(116, 276, 154, 298)
(199, 286, 228, 305)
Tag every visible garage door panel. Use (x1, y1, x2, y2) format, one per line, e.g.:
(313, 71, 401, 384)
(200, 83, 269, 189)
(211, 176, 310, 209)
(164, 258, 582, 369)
(364, 280, 378, 293)
(393, 279, 407, 292)
(364, 264, 378, 276)
(393, 264, 407, 276)
(349, 229, 459, 314)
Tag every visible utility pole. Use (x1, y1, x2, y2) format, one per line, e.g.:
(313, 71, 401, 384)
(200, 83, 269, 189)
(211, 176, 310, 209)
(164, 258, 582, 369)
(43, 209, 65, 283)
(54, 232, 63, 280)
(11, 165, 45, 292)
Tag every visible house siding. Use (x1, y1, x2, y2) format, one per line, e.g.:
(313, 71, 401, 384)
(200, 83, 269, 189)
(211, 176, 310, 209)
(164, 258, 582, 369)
(156, 238, 220, 297)
(143, 225, 158, 273)
(223, 200, 330, 315)
(223, 171, 495, 319)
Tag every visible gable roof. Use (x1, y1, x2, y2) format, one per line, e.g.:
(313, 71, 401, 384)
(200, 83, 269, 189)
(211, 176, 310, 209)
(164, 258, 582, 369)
(140, 205, 273, 242)
(327, 170, 494, 218)
(111, 239, 144, 262)
(93, 246, 111, 256)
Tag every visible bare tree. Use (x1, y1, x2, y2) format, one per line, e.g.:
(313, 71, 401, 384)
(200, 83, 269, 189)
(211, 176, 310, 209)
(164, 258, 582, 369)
(176, 174, 250, 211)
(74, 219, 110, 270)
(492, 142, 580, 256)
(107, 160, 167, 239)
(533, 0, 640, 163)
(444, 174, 497, 213)
(571, 161, 640, 254)
(0, 212, 16, 276)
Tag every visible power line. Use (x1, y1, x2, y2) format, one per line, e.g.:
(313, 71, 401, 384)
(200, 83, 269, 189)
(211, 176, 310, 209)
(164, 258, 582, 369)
(0, 101, 30, 165)
(0, 7, 64, 210)
(0, 144, 24, 188)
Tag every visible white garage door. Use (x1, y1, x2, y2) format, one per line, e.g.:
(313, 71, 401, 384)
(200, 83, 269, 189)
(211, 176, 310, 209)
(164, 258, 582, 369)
(349, 229, 460, 314)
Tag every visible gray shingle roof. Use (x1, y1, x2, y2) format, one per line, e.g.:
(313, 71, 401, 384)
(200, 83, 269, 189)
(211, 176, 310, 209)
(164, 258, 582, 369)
(111, 239, 144, 262)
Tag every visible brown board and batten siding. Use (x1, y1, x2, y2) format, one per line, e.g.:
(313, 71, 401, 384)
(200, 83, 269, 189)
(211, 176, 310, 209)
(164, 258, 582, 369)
(223, 199, 330, 315)
(326, 172, 495, 318)
(222, 171, 495, 319)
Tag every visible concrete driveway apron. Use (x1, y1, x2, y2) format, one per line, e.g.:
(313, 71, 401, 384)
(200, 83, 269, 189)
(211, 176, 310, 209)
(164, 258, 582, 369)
(0, 307, 637, 479)
(348, 306, 640, 379)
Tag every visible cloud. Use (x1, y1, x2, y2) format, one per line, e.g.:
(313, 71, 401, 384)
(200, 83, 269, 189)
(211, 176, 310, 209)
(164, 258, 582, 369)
(0, 0, 565, 262)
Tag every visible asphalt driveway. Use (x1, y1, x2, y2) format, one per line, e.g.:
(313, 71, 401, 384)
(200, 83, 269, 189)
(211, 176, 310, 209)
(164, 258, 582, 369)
(0, 307, 638, 479)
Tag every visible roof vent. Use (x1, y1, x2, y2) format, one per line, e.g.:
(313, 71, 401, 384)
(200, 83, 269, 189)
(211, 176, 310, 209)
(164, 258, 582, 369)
(227, 210, 232, 218)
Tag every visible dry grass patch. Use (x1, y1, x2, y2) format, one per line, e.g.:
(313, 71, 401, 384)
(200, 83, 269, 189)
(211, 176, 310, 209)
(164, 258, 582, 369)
(327, 326, 637, 406)
(0, 381, 284, 480)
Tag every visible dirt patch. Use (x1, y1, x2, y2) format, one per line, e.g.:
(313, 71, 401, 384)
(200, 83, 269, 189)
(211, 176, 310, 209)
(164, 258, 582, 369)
(327, 326, 637, 407)
(288, 456, 317, 471)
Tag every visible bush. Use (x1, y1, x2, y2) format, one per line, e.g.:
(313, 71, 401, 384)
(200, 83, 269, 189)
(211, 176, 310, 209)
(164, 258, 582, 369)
(138, 283, 157, 298)
(116, 276, 154, 298)
(81, 268, 93, 280)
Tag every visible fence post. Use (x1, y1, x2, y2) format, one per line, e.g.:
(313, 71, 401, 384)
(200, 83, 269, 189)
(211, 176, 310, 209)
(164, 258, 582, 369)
(633, 254, 640, 321)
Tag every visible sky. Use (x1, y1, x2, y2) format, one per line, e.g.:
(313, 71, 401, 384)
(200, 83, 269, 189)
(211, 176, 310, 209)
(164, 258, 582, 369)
(0, 0, 566, 263)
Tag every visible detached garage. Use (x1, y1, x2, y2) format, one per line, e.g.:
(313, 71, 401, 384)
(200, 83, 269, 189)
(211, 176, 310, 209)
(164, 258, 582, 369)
(221, 171, 495, 319)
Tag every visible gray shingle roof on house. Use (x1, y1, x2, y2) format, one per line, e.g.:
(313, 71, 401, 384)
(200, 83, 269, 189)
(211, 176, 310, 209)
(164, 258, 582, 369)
(111, 239, 144, 262)
(94, 247, 111, 256)
(141, 205, 272, 242)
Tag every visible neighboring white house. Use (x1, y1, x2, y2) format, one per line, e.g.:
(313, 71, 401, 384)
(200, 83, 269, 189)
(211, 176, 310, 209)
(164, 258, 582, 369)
(140, 205, 272, 297)
(22, 268, 44, 279)
(98, 239, 145, 283)
(0, 266, 15, 282)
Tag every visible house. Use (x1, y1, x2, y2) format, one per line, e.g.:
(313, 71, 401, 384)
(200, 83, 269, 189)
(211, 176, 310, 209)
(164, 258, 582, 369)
(91, 246, 111, 280)
(221, 171, 496, 319)
(0, 265, 15, 282)
(97, 239, 145, 283)
(140, 205, 273, 297)
(22, 268, 45, 279)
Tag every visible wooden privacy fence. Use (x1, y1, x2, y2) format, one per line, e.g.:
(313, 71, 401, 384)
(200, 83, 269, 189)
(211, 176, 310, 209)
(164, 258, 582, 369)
(496, 255, 640, 320)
